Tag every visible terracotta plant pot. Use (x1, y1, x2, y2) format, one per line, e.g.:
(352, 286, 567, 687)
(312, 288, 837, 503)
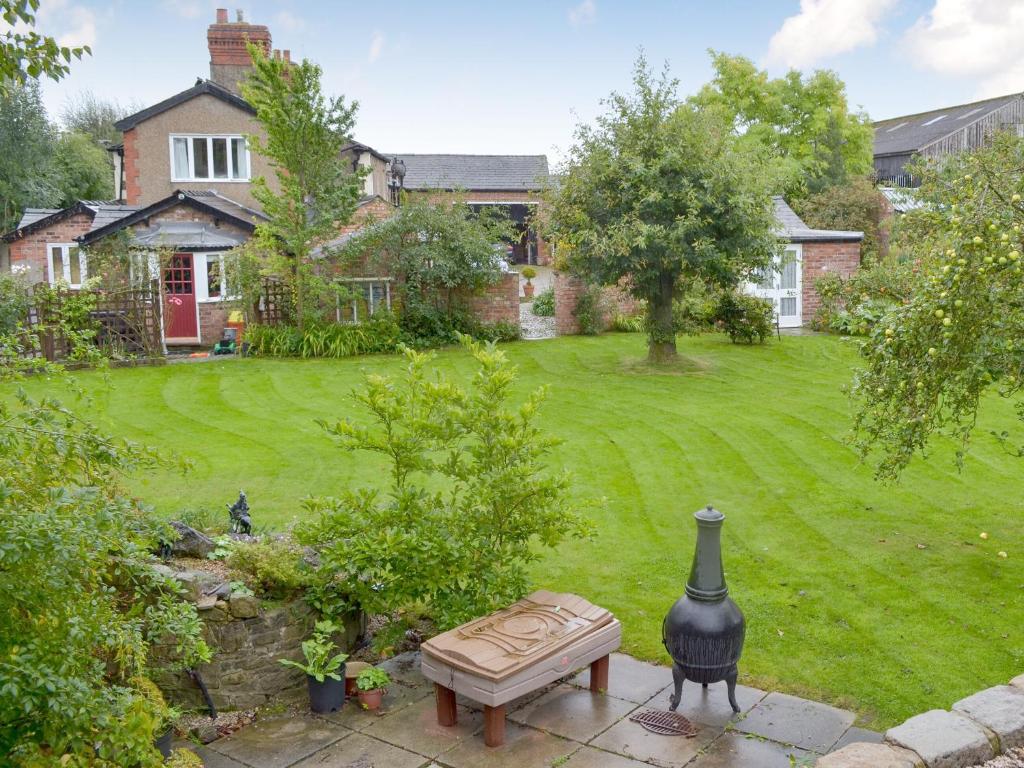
(345, 661, 371, 697)
(523, 282, 535, 299)
(357, 687, 386, 711)
(307, 671, 346, 714)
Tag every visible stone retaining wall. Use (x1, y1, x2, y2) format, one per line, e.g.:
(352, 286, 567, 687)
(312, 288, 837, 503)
(153, 592, 364, 711)
(819, 673, 1024, 768)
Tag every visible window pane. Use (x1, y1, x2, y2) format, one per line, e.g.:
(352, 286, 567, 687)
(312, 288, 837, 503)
(192, 138, 209, 178)
(780, 255, 798, 290)
(212, 138, 228, 179)
(68, 247, 81, 284)
(780, 296, 797, 317)
(206, 258, 222, 298)
(173, 138, 189, 178)
(50, 246, 64, 283)
(231, 138, 248, 179)
(370, 283, 386, 314)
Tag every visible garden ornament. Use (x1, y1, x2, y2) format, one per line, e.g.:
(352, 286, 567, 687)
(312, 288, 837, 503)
(227, 490, 252, 535)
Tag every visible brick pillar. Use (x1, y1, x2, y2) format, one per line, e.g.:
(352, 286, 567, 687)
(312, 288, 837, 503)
(554, 272, 585, 335)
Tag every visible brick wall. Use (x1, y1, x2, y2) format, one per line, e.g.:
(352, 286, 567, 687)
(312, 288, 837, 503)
(9, 212, 94, 285)
(464, 272, 519, 325)
(554, 272, 640, 335)
(801, 241, 861, 324)
(123, 128, 141, 206)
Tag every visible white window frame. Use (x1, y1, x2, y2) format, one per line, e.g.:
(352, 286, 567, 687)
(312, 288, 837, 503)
(169, 134, 251, 182)
(196, 252, 238, 302)
(47, 242, 86, 288)
(336, 278, 392, 323)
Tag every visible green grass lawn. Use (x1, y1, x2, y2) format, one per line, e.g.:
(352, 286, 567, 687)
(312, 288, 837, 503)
(22, 333, 1024, 727)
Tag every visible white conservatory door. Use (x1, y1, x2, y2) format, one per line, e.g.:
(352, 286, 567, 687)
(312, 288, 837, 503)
(750, 245, 802, 328)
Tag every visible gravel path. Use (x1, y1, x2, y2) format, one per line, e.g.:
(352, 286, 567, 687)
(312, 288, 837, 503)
(520, 301, 555, 340)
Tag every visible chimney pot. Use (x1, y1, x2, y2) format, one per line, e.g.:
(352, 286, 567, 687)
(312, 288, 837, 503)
(283, 49, 291, 62)
(216, 8, 228, 23)
(236, 9, 244, 22)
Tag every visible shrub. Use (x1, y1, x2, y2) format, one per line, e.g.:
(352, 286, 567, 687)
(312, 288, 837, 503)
(714, 291, 774, 344)
(299, 340, 592, 629)
(573, 285, 604, 335)
(0, 272, 30, 334)
(399, 306, 520, 348)
(610, 313, 645, 333)
(226, 539, 312, 598)
(245, 314, 401, 358)
(532, 287, 555, 316)
(520, 266, 537, 281)
(813, 252, 917, 335)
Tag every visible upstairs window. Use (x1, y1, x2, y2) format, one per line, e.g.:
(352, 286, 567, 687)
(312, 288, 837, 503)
(170, 135, 250, 181)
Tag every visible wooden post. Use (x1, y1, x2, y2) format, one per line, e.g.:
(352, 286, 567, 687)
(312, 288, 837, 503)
(589, 655, 610, 693)
(435, 683, 457, 727)
(483, 704, 506, 747)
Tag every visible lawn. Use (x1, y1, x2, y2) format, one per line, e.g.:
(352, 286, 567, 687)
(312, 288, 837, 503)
(23, 333, 1024, 728)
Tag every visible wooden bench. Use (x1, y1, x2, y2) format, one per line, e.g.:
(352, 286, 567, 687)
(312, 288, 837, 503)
(420, 590, 622, 747)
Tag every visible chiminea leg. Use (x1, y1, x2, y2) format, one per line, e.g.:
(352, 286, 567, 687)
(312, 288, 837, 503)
(435, 684, 457, 727)
(589, 655, 609, 693)
(483, 704, 506, 747)
(725, 668, 740, 713)
(668, 662, 684, 711)
(702, 683, 708, 688)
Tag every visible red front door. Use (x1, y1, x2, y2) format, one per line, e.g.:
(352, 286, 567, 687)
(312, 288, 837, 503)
(164, 253, 199, 342)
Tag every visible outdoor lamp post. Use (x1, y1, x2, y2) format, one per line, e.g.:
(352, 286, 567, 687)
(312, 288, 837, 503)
(389, 156, 406, 206)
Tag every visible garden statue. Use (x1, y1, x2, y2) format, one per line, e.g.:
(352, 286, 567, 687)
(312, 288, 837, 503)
(227, 491, 252, 535)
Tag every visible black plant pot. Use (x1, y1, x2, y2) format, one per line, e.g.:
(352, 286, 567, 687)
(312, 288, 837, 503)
(307, 669, 346, 714)
(154, 728, 173, 759)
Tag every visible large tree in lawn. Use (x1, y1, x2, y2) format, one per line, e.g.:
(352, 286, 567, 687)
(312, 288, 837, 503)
(242, 43, 363, 332)
(853, 132, 1024, 480)
(546, 58, 779, 362)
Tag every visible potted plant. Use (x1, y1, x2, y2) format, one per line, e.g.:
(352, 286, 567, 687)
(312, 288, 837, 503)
(279, 619, 349, 714)
(345, 660, 371, 697)
(521, 266, 537, 299)
(355, 666, 391, 711)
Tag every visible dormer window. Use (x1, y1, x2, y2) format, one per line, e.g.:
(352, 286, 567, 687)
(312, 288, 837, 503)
(170, 135, 249, 181)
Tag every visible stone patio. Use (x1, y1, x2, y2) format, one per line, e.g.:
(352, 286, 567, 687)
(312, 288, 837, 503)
(186, 652, 875, 767)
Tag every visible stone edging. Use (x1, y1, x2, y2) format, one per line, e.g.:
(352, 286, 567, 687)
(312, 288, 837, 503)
(818, 674, 1024, 768)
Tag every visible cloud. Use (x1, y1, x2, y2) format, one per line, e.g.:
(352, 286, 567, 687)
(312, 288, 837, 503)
(368, 32, 385, 63)
(568, 0, 596, 27)
(161, 0, 205, 19)
(903, 0, 1024, 97)
(766, 0, 897, 69)
(274, 10, 307, 33)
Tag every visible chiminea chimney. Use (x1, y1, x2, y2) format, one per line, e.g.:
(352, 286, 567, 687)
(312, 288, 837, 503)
(207, 8, 271, 96)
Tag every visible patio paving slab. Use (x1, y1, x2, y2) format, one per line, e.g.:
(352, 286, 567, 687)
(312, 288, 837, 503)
(734, 691, 855, 753)
(319, 682, 433, 731)
(171, 740, 248, 768)
(436, 719, 577, 768)
(832, 725, 884, 751)
(690, 731, 817, 767)
(291, 732, 428, 767)
(560, 745, 658, 768)
(645, 681, 767, 728)
(589, 713, 718, 767)
(509, 684, 639, 742)
(361, 696, 483, 759)
(570, 653, 673, 704)
(377, 651, 429, 688)
(205, 714, 350, 768)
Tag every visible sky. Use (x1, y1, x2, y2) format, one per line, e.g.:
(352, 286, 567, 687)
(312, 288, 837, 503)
(27, 0, 1024, 165)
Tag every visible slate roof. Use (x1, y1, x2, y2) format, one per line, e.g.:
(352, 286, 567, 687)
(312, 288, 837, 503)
(17, 208, 62, 229)
(5, 202, 140, 242)
(873, 93, 1024, 157)
(133, 221, 248, 249)
(113, 78, 255, 132)
(387, 154, 549, 191)
(773, 197, 863, 243)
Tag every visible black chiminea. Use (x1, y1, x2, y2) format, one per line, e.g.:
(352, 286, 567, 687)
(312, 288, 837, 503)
(662, 505, 745, 713)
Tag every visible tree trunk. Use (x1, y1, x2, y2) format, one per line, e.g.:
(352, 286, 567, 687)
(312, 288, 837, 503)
(647, 273, 677, 362)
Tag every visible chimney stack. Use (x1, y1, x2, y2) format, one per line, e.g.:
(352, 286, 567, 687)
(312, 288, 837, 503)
(207, 8, 271, 96)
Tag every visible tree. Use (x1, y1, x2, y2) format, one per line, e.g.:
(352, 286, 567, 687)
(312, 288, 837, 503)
(796, 175, 887, 261)
(53, 130, 113, 204)
(242, 43, 364, 332)
(694, 51, 874, 196)
(337, 196, 512, 314)
(545, 57, 779, 362)
(0, 0, 90, 94)
(60, 90, 137, 145)
(852, 132, 1024, 480)
(0, 78, 58, 231)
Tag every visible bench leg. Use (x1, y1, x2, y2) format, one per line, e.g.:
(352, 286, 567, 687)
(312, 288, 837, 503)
(589, 654, 610, 693)
(483, 704, 506, 747)
(435, 683, 457, 727)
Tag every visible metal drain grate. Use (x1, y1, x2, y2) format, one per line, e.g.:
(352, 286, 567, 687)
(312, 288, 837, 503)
(628, 709, 698, 737)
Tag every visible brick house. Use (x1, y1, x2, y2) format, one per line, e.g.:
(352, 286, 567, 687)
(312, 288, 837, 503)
(2, 8, 527, 348)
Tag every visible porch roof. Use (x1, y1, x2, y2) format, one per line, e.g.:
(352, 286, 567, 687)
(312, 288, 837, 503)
(132, 221, 248, 249)
(773, 197, 863, 243)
